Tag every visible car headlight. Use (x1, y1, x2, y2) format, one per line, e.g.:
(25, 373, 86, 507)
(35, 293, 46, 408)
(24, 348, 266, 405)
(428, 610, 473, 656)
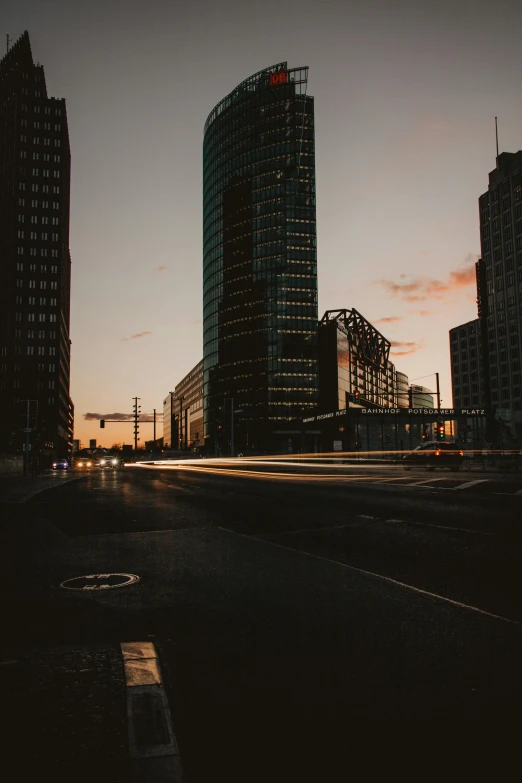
(100, 459, 106, 465)
(111, 459, 118, 465)
(87, 461, 92, 467)
(78, 462, 83, 467)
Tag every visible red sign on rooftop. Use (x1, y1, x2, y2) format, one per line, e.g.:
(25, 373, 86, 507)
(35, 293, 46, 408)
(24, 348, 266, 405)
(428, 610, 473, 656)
(270, 71, 288, 86)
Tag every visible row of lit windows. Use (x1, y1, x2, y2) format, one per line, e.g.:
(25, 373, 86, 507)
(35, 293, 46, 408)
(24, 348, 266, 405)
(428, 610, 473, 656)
(22, 168, 61, 179)
(1, 380, 56, 390)
(204, 142, 314, 182)
(21, 103, 62, 117)
(12, 328, 57, 339)
(17, 215, 60, 224)
(23, 184, 61, 193)
(17, 231, 60, 241)
(17, 261, 59, 269)
(2, 361, 56, 372)
(20, 151, 61, 162)
(15, 294, 58, 304)
(18, 199, 60, 209)
(20, 135, 61, 146)
(15, 313, 58, 322)
(206, 104, 313, 155)
(19, 118, 62, 130)
(205, 164, 312, 204)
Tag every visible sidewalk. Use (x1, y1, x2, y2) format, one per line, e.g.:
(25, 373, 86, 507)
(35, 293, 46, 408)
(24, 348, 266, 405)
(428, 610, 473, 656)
(1, 477, 183, 781)
(0, 643, 131, 781)
(0, 471, 82, 502)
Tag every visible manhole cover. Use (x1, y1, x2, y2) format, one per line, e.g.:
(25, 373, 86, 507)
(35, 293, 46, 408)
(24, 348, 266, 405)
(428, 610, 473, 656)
(60, 573, 140, 591)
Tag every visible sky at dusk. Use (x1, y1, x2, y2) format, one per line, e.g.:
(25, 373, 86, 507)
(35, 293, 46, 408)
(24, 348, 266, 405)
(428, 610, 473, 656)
(4, 0, 522, 447)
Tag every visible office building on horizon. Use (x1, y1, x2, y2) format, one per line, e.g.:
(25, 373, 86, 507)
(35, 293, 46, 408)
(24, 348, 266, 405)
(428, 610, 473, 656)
(202, 62, 319, 455)
(451, 150, 522, 442)
(0, 31, 73, 462)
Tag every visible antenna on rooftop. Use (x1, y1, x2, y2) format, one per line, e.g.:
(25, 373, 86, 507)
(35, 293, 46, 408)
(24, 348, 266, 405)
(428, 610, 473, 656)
(495, 116, 499, 165)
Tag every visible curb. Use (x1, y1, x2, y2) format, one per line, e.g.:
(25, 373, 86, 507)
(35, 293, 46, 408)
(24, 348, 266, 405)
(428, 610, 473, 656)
(121, 642, 184, 782)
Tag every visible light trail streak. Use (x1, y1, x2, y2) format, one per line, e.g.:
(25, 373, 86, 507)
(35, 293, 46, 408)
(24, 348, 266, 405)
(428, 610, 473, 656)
(125, 462, 381, 483)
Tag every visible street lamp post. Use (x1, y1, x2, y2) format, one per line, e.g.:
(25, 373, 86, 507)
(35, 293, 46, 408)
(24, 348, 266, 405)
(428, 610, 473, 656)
(225, 398, 244, 457)
(410, 372, 441, 411)
(178, 396, 184, 451)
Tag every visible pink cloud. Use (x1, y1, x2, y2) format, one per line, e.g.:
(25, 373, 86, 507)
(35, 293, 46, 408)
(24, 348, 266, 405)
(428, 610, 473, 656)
(84, 412, 157, 422)
(121, 331, 152, 341)
(374, 316, 403, 324)
(390, 340, 423, 357)
(408, 309, 438, 317)
(375, 254, 478, 302)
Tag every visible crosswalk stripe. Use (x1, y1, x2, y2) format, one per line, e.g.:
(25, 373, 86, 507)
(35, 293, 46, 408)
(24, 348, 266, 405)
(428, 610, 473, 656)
(404, 478, 448, 486)
(453, 479, 490, 490)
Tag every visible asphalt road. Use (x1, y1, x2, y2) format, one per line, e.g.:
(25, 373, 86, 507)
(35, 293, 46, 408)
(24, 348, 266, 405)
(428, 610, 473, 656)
(2, 464, 521, 779)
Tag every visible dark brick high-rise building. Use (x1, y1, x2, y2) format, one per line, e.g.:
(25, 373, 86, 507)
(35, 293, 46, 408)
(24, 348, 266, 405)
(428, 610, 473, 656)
(450, 151, 522, 442)
(0, 32, 73, 461)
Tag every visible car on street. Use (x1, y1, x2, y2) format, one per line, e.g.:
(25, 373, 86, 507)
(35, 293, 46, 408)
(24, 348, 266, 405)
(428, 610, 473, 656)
(74, 458, 93, 470)
(403, 441, 464, 471)
(97, 455, 122, 469)
(52, 459, 69, 470)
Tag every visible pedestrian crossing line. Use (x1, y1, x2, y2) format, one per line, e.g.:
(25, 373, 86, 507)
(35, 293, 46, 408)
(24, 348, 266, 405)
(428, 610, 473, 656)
(383, 518, 497, 536)
(453, 479, 490, 490)
(224, 528, 517, 624)
(372, 477, 417, 483)
(404, 478, 449, 487)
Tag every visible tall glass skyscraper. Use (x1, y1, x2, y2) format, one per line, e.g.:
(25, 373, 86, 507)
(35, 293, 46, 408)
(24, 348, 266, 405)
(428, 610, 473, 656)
(203, 63, 319, 455)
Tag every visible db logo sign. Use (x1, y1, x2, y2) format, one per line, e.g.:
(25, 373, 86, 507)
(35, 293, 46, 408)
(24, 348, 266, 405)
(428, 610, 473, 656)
(270, 71, 288, 86)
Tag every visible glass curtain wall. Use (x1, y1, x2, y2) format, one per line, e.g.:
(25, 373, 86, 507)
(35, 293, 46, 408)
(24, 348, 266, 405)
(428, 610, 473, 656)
(203, 63, 319, 454)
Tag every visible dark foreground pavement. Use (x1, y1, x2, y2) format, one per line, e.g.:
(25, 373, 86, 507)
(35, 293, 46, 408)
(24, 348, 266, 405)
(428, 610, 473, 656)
(0, 643, 130, 782)
(2, 468, 521, 781)
(0, 474, 183, 782)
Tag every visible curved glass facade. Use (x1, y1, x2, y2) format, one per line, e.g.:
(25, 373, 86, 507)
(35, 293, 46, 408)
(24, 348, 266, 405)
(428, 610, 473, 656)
(203, 63, 319, 454)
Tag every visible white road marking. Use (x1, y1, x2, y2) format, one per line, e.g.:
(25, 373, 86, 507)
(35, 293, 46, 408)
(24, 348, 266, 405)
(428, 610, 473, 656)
(121, 641, 184, 780)
(371, 477, 416, 483)
(218, 528, 518, 626)
(404, 478, 448, 486)
(453, 479, 490, 490)
(383, 519, 496, 536)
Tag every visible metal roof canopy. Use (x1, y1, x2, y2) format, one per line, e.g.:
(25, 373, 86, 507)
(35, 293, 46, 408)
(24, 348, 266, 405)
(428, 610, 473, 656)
(320, 309, 391, 369)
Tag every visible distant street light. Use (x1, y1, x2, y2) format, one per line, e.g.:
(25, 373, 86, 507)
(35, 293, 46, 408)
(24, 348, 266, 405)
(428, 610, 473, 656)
(410, 372, 441, 411)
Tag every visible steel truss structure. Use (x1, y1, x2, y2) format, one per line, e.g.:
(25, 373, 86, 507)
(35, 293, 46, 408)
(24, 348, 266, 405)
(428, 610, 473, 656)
(319, 309, 391, 369)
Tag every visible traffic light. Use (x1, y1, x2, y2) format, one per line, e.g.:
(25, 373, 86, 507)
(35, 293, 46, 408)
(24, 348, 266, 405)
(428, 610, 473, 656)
(436, 422, 445, 440)
(422, 425, 429, 440)
(100, 420, 105, 429)
(354, 390, 360, 403)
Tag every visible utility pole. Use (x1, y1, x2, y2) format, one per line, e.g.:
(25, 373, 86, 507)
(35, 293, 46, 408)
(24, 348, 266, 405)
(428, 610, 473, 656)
(231, 401, 235, 458)
(435, 372, 441, 412)
(132, 397, 141, 451)
(224, 398, 233, 456)
(20, 399, 37, 475)
(24, 400, 31, 476)
(153, 409, 156, 443)
(178, 396, 184, 450)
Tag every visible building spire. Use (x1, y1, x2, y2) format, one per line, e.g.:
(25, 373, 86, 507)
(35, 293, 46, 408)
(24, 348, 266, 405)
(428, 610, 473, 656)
(495, 117, 499, 167)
